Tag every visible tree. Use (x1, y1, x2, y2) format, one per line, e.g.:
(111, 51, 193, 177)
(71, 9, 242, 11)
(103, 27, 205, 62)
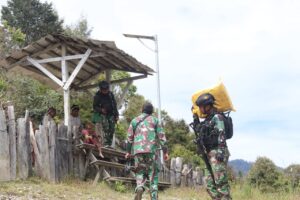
(1, 0, 63, 45)
(285, 164, 300, 189)
(247, 157, 289, 192)
(64, 16, 93, 39)
(0, 71, 63, 123)
(0, 21, 25, 58)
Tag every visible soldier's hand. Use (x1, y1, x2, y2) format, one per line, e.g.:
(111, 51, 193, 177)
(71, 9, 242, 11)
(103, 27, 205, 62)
(216, 151, 224, 162)
(163, 153, 169, 161)
(115, 116, 119, 122)
(125, 153, 131, 159)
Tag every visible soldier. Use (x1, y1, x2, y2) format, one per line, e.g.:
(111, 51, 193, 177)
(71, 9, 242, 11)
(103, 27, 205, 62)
(194, 93, 232, 200)
(92, 81, 119, 147)
(125, 102, 168, 200)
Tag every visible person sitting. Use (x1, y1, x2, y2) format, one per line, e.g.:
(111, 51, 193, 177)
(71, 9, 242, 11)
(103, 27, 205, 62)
(81, 122, 104, 158)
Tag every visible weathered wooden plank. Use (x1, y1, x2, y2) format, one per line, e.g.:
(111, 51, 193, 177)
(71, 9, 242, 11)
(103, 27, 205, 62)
(0, 109, 10, 181)
(49, 120, 57, 182)
(32, 129, 42, 177)
(7, 106, 16, 180)
(175, 157, 183, 186)
(90, 160, 126, 169)
(37, 125, 50, 180)
(170, 158, 176, 186)
(107, 177, 171, 189)
(76, 143, 126, 158)
(17, 118, 31, 179)
(56, 124, 69, 181)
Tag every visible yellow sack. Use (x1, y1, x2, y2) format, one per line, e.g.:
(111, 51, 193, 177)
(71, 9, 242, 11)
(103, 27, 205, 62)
(192, 81, 235, 118)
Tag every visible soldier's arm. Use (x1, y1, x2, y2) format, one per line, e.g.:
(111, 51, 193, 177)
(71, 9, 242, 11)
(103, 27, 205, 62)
(93, 94, 101, 113)
(156, 120, 168, 154)
(126, 121, 135, 153)
(110, 92, 119, 118)
(213, 114, 226, 150)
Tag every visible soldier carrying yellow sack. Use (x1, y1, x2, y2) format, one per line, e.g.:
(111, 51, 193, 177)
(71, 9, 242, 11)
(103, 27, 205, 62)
(192, 93, 232, 200)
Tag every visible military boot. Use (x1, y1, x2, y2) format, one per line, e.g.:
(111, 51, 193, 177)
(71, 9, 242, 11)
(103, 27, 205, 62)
(134, 187, 144, 200)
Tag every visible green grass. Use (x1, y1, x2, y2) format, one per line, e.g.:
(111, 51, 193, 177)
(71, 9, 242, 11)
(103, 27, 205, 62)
(0, 177, 299, 200)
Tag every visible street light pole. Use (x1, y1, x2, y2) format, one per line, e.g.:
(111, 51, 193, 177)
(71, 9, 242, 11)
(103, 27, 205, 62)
(123, 33, 162, 124)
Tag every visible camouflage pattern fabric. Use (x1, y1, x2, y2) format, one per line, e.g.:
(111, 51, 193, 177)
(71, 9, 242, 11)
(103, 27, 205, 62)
(92, 112, 115, 146)
(127, 113, 167, 200)
(127, 113, 166, 155)
(134, 153, 159, 200)
(204, 113, 232, 200)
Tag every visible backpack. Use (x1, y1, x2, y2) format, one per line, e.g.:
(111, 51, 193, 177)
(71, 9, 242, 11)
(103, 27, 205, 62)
(220, 112, 234, 139)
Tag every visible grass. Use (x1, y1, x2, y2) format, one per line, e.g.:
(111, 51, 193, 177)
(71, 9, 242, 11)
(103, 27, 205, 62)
(0, 177, 299, 200)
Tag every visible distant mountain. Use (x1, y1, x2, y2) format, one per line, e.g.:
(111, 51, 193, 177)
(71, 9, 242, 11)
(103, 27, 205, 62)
(229, 159, 253, 175)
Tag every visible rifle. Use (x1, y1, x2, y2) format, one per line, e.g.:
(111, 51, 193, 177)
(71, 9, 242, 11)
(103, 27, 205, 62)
(190, 117, 216, 184)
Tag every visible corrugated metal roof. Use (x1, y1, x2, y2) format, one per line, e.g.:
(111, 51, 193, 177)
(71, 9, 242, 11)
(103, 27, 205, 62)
(0, 34, 154, 90)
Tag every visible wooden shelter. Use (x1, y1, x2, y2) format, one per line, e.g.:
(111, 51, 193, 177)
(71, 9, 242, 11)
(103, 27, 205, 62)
(0, 34, 154, 125)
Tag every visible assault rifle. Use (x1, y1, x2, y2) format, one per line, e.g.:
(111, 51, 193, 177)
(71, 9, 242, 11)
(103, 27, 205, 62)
(190, 116, 215, 183)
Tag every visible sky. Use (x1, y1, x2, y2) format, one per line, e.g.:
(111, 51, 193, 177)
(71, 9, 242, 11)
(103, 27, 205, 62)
(1, 0, 300, 168)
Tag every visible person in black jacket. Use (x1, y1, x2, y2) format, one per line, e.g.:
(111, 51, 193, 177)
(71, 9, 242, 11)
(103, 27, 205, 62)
(92, 81, 119, 147)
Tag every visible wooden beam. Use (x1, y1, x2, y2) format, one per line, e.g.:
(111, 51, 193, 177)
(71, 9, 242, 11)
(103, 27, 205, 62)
(75, 74, 147, 91)
(63, 48, 92, 90)
(31, 54, 87, 64)
(27, 57, 63, 87)
(117, 80, 133, 109)
(8, 43, 61, 69)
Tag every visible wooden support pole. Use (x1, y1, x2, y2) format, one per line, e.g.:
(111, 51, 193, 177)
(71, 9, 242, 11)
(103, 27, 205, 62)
(63, 48, 92, 90)
(0, 109, 10, 181)
(49, 120, 57, 182)
(7, 106, 16, 180)
(117, 80, 133, 109)
(61, 44, 70, 126)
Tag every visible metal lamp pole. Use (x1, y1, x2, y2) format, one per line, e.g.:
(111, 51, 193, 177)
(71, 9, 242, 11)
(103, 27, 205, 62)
(123, 34, 162, 124)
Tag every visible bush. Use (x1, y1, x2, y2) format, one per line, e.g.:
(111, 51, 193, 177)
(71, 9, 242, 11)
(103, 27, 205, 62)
(170, 144, 204, 167)
(247, 157, 289, 193)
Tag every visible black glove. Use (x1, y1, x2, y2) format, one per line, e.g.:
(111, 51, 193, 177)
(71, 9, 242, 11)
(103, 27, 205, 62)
(216, 150, 225, 162)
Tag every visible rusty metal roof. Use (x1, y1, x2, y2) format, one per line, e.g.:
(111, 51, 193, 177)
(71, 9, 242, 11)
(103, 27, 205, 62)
(0, 34, 154, 90)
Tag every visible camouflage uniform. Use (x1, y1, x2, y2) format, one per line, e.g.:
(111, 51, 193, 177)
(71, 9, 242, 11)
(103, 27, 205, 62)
(203, 113, 231, 200)
(127, 113, 167, 200)
(92, 91, 118, 146)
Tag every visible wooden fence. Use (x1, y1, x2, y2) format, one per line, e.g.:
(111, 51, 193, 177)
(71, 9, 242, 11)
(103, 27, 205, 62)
(0, 106, 203, 188)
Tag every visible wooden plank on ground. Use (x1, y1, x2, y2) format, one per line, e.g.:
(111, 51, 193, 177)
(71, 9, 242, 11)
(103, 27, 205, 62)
(17, 118, 31, 179)
(7, 106, 16, 180)
(76, 143, 126, 158)
(107, 177, 171, 189)
(90, 160, 126, 169)
(0, 109, 10, 181)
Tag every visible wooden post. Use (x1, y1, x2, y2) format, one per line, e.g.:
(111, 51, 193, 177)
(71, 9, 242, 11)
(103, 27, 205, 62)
(0, 109, 10, 181)
(37, 125, 50, 180)
(7, 106, 16, 180)
(33, 129, 42, 177)
(17, 118, 31, 179)
(62, 44, 70, 126)
(175, 157, 183, 186)
(49, 120, 57, 182)
(56, 124, 69, 181)
(170, 158, 176, 186)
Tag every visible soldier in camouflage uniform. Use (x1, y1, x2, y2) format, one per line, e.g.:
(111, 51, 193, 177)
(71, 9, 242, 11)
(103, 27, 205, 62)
(125, 102, 168, 200)
(92, 81, 119, 146)
(195, 93, 232, 200)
